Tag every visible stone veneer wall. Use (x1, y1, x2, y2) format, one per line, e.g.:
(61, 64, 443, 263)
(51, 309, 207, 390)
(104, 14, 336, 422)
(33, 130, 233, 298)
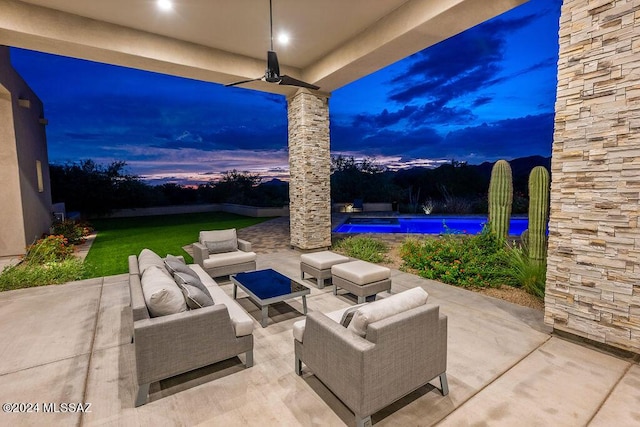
(287, 90, 331, 250)
(545, 0, 640, 353)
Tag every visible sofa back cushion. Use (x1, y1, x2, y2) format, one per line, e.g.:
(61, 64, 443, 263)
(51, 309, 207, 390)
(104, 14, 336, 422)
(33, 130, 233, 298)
(347, 287, 429, 337)
(138, 248, 168, 275)
(141, 265, 187, 317)
(199, 229, 238, 254)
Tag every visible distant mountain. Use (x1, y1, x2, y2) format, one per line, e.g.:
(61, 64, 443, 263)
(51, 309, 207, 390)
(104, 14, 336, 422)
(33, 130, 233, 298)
(260, 178, 288, 187)
(474, 156, 551, 193)
(475, 155, 551, 177)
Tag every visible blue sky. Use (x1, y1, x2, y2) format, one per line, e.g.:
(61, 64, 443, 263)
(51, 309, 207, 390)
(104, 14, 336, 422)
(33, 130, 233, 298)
(10, 0, 561, 185)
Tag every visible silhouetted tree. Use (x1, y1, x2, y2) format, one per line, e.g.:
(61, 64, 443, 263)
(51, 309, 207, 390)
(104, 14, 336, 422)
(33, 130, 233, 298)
(50, 160, 158, 216)
(330, 155, 399, 202)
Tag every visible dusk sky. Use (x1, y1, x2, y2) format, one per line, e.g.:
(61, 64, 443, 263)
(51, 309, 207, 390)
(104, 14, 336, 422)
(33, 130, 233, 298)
(11, 0, 561, 186)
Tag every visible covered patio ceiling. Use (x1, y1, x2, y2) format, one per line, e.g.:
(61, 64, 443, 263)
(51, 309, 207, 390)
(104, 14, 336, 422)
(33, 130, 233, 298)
(0, 0, 527, 96)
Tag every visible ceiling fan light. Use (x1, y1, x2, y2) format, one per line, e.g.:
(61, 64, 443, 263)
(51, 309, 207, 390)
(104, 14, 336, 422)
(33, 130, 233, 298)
(157, 0, 173, 12)
(277, 33, 290, 45)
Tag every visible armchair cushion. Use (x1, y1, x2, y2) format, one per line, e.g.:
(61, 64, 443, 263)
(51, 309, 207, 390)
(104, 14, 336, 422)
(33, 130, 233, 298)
(348, 287, 429, 337)
(202, 250, 256, 269)
(200, 228, 236, 242)
(292, 303, 367, 342)
(141, 265, 187, 317)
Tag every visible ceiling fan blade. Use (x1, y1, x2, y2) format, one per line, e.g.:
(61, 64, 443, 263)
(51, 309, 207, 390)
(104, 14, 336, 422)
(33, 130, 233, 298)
(265, 50, 281, 82)
(279, 75, 320, 90)
(225, 1, 319, 91)
(225, 77, 264, 87)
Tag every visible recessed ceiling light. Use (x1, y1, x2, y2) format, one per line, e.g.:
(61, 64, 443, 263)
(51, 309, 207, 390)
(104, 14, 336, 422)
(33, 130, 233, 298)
(277, 33, 290, 45)
(157, 0, 173, 12)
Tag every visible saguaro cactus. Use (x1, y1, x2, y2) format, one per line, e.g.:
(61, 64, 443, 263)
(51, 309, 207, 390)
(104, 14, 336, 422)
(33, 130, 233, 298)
(528, 166, 550, 263)
(488, 160, 513, 241)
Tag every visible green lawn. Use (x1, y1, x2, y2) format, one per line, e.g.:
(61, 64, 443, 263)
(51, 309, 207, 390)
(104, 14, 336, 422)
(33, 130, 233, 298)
(83, 212, 271, 278)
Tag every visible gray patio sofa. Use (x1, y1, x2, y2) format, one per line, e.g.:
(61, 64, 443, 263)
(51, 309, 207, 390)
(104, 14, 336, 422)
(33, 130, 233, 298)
(293, 288, 448, 427)
(128, 254, 254, 406)
(192, 229, 257, 278)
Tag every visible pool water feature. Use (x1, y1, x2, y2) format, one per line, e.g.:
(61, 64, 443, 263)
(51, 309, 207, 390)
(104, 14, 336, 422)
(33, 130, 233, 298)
(333, 216, 529, 236)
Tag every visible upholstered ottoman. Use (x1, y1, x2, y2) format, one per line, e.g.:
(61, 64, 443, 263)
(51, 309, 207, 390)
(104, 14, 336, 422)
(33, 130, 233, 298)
(300, 251, 350, 288)
(331, 260, 391, 303)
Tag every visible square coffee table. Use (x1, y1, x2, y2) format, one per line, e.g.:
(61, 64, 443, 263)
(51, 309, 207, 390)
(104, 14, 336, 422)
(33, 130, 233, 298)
(231, 269, 310, 327)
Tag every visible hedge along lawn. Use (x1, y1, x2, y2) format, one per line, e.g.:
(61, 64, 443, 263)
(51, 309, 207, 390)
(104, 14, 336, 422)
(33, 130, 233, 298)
(83, 212, 271, 278)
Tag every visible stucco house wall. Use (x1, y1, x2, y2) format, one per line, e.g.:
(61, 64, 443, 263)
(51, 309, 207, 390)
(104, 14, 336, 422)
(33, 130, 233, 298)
(0, 46, 52, 256)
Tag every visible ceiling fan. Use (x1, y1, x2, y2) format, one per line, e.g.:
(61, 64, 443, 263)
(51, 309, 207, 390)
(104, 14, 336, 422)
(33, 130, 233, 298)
(225, 0, 319, 90)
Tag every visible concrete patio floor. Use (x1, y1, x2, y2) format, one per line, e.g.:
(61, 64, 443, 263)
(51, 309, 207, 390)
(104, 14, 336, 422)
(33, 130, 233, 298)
(0, 219, 638, 426)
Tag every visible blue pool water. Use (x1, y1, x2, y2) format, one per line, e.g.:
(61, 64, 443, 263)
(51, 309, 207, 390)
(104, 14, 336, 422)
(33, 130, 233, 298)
(333, 216, 529, 236)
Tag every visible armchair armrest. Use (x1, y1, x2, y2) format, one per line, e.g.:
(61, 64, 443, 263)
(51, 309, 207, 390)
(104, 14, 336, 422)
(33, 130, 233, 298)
(134, 304, 238, 385)
(237, 239, 252, 252)
(192, 242, 209, 266)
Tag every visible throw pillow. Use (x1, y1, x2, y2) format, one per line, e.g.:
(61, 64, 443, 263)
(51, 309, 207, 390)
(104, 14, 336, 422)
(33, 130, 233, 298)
(204, 238, 238, 254)
(140, 265, 187, 317)
(138, 248, 168, 275)
(347, 287, 429, 337)
(165, 254, 184, 264)
(174, 271, 212, 297)
(164, 258, 199, 279)
(174, 276, 214, 309)
(339, 305, 362, 328)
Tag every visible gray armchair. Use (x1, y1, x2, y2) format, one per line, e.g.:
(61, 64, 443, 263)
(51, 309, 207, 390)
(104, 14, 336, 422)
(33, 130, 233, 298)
(294, 303, 448, 427)
(192, 229, 257, 278)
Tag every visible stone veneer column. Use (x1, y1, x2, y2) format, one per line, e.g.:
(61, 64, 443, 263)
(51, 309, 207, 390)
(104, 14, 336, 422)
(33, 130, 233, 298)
(545, 0, 640, 353)
(287, 89, 331, 250)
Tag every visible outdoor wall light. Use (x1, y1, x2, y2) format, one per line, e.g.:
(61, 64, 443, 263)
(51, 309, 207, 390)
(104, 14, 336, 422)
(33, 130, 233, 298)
(36, 160, 44, 193)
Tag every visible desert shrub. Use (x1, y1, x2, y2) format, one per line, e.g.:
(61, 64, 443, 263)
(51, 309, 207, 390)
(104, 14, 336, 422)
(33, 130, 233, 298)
(400, 229, 513, 288)
(333, 236, 389, 264)
(0, 234, 85, 291)
(50, 220, 93, 245)
(23, 235, 74, 265)
(435, 195, 474, 214)
(0, 258, 85, 291)
(506, 244, 546, 298)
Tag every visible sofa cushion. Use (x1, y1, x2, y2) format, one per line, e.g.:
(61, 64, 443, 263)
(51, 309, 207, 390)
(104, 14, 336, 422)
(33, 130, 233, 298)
(347, 287, 429, 337)
(140, 265, 187, 317)
(331, 260, 390, 285)
(205, 238, 238, 254)
(138, 248, 168, 275)
(300, 251, 350, 270)
(190, 264, 254, 337)
(174, 273, 214, 309)
(203, 250, 257, 269)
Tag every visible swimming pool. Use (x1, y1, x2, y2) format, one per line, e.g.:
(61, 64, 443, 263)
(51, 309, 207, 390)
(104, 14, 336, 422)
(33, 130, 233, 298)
(333, 216, 529, 236)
